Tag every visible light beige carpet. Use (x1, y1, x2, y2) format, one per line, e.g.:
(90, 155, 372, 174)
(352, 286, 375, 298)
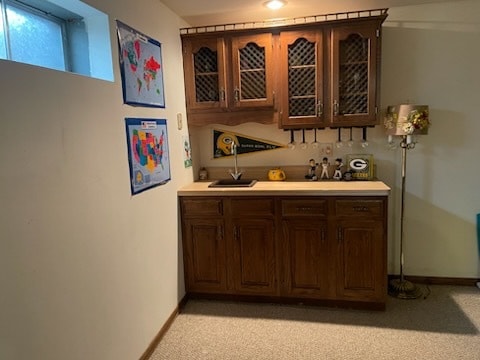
(150, 285, 480, 360)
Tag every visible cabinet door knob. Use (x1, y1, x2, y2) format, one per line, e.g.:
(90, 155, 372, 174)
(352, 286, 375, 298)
(337, 227, 343, 241)
(333, 100, 339, 116)
(317, 101, 323, 117)
(234, 88, 240, 102)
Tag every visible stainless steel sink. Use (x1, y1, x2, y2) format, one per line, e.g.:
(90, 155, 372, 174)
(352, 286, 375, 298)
(208, 179, 258, 188)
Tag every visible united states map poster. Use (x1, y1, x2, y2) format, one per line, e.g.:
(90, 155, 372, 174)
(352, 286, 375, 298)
(125, 118, 171, 195)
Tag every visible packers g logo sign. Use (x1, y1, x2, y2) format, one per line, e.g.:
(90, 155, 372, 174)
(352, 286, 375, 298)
(346, 155, 374, 180)
(349, 158, 369, 171)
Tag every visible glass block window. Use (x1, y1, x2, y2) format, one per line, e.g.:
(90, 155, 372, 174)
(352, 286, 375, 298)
(6, 2, 66, 71)
(0, 13, 6, 58)
(0, 0, 113, 81)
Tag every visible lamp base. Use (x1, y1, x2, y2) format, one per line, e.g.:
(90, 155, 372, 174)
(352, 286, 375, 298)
(388, 278, 423, 299)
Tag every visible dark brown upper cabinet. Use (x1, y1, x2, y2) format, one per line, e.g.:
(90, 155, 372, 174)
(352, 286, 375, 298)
(181, 11, 387, 128)
(182, 36, 227, 112)
(182, 33, 276, 126)
(329, 21, 381, 128)
(279, 29, 326, 128)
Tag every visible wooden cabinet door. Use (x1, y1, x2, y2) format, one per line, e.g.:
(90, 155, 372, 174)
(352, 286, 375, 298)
(335, 219, 386, 301)
(279, 30, 325, 128)
(230, 218, 276, 294)
(281, 219, 330, 297)
(330, 21, 380, 127)
(229, 198, 276, 295)
(230, 33, 274, 109)
(183, 218, 227, 293)
(182, 36, 227, 111)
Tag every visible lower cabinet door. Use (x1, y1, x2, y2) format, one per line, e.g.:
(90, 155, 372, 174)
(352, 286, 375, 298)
(281, 219, 330, 298)
(335, 220, 386, 302)
(231, 218, 277, 295)
(183, 218, 227, 293)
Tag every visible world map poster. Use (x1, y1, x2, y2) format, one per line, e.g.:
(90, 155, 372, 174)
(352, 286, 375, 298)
(117, 20, 165, 107)
(125, 118, 171, 195)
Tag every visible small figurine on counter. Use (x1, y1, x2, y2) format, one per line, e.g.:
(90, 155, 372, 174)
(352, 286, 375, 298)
(305, 158, 318, 181)
(320, 157, 330, 179)
(333, 158, 343, 180)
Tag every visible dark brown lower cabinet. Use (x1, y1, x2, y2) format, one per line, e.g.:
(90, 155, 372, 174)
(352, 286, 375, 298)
(182, 218, 227, 293)
(229, 197, 277, 295)
(231, 218, 276, 294)
(180, 195, 387, 309)
(335, 220, 386, 302)
(281, 218, 331, 298)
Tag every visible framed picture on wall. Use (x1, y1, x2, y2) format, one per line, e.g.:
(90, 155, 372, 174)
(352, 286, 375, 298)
(125, 118, 171, 195)
(116, 20, 165, 108)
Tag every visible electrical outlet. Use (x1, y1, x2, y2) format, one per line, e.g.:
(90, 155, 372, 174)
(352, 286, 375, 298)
(319, 143, 333, 156)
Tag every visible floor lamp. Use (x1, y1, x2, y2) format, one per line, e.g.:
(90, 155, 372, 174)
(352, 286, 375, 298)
(385, 104, 430, 299)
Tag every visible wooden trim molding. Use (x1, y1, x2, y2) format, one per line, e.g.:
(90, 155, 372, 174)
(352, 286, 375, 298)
(139, 295, 188, 360)
(388, 275, 480, 287)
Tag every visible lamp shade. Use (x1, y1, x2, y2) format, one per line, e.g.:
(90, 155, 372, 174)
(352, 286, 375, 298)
(384, 104, 430, 136)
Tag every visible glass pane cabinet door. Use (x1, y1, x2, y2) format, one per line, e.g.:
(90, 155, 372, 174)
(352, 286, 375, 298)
(183, 37, 227, 110)
(194, 47, 219, 102)
(331, 23, 379, 126)
(280, 30, 324, 128)
(231, 34, 274, 108)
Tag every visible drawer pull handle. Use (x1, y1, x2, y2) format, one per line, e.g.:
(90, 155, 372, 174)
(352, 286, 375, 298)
(353, 206, 369, 212)
(295, 207, 320, 212)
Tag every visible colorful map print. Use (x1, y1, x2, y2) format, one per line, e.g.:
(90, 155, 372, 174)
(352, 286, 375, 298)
(117, 21, 165, 107)
(125, 118, 171, 195)
(131, 129, 165, 173)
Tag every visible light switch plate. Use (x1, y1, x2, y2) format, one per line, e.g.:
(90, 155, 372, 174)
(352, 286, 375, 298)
(176, 113, 183, 130)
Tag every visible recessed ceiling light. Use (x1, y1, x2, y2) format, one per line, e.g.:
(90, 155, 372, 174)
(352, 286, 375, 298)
(264, 0, 287, 10)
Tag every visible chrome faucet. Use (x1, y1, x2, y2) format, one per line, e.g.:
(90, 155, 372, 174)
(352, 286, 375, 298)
(229, 142, 242, 180)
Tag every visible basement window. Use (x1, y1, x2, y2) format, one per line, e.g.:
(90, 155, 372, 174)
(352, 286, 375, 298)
(0, 0, 114, 81)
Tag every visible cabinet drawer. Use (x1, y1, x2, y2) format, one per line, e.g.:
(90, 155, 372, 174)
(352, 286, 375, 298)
(230, 198, 275, 217)
(281, 199, 327, 217)
(334, 199, 384, 218)
(181, 198, 223, 216)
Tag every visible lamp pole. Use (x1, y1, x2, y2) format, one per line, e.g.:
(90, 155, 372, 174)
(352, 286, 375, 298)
(388, 135, 423, 299)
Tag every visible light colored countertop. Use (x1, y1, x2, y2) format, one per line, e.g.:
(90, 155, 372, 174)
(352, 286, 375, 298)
(178, 181, 391, 197)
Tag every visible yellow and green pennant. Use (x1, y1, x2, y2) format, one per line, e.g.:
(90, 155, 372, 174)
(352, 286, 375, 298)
(213, 129, 285, 158)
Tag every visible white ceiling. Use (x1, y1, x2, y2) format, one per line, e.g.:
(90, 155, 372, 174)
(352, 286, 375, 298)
(161, 0, 452, 27)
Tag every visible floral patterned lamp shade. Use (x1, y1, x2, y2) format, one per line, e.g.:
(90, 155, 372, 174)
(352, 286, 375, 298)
(384, 104, 430, 136)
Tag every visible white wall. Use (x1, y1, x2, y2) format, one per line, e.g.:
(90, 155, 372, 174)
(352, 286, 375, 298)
(190, 0, 480, 279)
(382, 0, 480, 278)
(0, 0, 192, 359)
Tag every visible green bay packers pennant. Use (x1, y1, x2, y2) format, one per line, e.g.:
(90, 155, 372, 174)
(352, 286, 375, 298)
(213, 129, 285, 158)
